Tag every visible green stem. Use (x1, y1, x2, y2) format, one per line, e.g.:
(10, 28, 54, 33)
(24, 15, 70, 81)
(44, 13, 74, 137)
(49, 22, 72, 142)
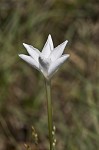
(45, 79, 53, 150)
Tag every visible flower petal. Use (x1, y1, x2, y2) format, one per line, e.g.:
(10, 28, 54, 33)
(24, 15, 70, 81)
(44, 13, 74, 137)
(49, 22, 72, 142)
(42, 35, 52, 58)
(23, 43, 40, 62)
(38, 55, 50, 78)
(50, 40, 68, 62)
(48, 34, 54, 51)
(48, 54, 70, 78)
(19, 54, 39, 70)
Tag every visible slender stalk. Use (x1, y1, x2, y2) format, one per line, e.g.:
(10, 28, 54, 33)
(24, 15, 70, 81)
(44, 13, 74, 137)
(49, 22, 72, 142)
(45, 79, 53, 150)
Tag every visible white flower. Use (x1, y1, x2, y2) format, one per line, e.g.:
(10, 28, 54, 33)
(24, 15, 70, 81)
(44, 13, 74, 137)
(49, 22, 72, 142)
(19, 34, 70, 80)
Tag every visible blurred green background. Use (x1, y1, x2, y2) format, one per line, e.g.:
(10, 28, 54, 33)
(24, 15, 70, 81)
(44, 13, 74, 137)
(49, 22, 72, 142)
(0, 0, 99, 150)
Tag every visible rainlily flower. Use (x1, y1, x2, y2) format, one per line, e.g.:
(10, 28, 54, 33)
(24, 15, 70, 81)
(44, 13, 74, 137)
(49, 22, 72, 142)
(19, 35, 69, 80)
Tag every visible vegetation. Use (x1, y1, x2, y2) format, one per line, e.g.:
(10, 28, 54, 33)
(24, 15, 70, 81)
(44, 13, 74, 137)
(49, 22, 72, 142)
(0, 0, 99, 149)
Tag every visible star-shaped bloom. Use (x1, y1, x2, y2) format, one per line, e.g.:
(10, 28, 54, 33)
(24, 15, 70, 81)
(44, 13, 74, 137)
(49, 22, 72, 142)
(19, 35, 70, 80)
